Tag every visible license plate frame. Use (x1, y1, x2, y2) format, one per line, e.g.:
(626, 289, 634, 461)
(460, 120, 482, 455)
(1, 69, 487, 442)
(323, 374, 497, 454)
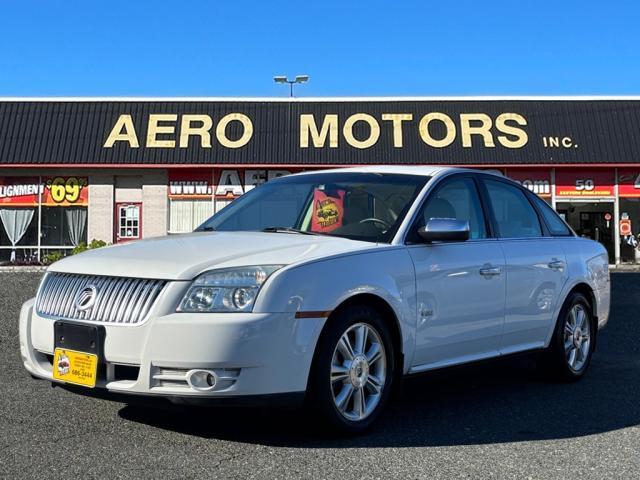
(52, 321, 105, 388)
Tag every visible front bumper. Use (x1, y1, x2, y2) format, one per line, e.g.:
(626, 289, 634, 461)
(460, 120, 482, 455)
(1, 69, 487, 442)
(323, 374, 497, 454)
(20, 297, 325, 403)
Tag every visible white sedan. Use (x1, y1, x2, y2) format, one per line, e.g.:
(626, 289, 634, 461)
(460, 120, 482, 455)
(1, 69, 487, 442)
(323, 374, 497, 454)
(20, 166, 610, 433)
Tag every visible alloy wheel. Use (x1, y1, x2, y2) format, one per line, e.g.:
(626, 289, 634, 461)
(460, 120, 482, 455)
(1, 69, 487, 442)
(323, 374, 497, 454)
(330, 323, 387, 422)
(564, 304, 591, 372)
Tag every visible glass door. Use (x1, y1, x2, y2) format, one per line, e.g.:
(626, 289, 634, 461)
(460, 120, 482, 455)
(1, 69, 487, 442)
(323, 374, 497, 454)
(556, 201, 614, 263)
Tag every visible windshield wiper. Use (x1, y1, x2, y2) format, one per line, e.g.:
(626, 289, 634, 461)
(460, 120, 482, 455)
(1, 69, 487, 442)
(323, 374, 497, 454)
(261, 226, 318, 236)
(196, 226, 215, 232)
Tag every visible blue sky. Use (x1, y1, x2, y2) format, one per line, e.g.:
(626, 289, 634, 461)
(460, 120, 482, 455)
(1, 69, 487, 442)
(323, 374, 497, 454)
(0, 0, 638, 97)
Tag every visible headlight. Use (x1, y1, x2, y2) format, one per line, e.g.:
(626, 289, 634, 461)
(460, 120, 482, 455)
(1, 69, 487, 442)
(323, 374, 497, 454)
(177, 265, 283, 313)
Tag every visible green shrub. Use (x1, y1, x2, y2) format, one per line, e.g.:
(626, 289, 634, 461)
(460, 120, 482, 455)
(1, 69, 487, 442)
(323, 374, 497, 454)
(88, 239, 108, 249)
(42, 251, 64, 265)
(71, 242, 88, 255)
(72, 239, 108, 256)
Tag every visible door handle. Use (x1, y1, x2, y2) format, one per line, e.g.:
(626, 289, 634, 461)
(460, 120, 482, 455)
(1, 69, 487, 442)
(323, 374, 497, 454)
(479, 266, 501, 276)
(548, 260, 565, 270)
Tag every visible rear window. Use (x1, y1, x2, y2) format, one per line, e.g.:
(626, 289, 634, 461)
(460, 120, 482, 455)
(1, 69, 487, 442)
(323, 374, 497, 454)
(531, 195, 573, 236)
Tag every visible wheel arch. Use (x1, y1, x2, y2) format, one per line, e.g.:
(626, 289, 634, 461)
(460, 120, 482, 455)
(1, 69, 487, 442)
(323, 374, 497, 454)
(309, 293, 405, 390)
(566, 282, 597, 318)
(546, 281, 598, 348)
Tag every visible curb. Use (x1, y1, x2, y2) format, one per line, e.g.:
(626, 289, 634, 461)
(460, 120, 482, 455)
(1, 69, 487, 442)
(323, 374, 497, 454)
(0, 266, 48, 273)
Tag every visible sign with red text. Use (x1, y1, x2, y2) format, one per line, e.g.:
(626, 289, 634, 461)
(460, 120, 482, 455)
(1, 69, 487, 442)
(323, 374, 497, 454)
(555, 169, 614, 197)
(311, 189, 345, 233)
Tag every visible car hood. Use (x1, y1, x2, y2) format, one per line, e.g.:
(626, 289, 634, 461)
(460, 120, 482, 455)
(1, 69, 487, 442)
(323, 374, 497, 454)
(48, 231, 380, 280)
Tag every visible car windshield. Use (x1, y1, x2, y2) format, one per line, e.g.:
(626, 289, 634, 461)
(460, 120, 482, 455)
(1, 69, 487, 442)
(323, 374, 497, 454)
(197, 172, 430, 243)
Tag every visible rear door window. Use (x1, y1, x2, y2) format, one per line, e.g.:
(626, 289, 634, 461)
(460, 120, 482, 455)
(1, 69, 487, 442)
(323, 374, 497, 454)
(483, 179, 542, 238)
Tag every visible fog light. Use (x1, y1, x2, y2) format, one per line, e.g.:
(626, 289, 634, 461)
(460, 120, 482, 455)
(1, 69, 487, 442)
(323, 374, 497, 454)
(186, 369, 218, 391)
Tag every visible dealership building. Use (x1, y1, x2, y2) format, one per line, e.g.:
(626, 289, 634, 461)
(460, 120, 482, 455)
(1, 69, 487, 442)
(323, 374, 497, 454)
(1, 97, 640, 264)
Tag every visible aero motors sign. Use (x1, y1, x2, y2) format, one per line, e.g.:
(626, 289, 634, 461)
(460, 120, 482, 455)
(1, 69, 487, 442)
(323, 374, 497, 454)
(104, 112, 529, 151)
(555, 169, 614, 197)
(6, 100, 640, 167)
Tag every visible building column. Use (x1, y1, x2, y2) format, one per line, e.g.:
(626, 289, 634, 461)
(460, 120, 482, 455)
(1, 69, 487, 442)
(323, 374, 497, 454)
(141, 170, 168, 238)
(88, 174, 114, 244)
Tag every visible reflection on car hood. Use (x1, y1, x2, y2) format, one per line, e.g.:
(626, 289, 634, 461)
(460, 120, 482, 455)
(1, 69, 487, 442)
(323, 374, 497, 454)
(48, 231, 381, 280)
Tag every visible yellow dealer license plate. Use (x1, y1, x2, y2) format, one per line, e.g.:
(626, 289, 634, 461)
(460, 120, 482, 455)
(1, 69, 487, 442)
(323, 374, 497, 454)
(52, 348, 98, 388)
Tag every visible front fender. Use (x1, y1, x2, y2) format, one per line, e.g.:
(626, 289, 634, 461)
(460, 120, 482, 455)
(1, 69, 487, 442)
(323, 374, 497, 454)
(254, 247, 417, 373)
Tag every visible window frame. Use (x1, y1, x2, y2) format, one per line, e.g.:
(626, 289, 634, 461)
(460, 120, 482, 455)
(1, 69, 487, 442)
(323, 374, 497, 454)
(526, 191, 576, 237)
(405, 172, 495, 244)
(477, 175, 548, 240)
(114, 202, 143, 243)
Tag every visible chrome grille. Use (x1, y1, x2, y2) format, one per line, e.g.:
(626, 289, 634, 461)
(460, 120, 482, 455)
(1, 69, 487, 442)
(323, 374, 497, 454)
(36, 273, 166, 325)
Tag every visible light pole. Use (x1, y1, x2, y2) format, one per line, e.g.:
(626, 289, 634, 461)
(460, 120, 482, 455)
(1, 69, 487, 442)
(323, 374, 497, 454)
(273, 75, 309, 97)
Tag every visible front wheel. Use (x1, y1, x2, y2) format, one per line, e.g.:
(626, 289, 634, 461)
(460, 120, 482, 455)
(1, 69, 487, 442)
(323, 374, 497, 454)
(308, 304, 395, 434)
(539, 292, 595, 381)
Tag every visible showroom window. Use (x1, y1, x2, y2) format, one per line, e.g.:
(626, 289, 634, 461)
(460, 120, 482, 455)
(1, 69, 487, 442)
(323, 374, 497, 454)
(0, 176, 89, 263)
(169, 199, 214, 233)
(40, 206, 88, 247)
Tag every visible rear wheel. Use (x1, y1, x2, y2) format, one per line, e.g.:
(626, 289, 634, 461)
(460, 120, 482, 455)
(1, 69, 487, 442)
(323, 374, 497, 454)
(308, 304, 395, 434)
(539, 292, 595, 381)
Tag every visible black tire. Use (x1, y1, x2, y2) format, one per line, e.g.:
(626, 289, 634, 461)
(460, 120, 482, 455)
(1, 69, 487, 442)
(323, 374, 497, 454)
(308, 303, 395, 434)
(538, 292, 595, 381)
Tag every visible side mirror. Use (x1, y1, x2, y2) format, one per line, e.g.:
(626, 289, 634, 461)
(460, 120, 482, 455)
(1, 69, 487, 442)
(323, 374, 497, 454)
(417, 218, 470, 243)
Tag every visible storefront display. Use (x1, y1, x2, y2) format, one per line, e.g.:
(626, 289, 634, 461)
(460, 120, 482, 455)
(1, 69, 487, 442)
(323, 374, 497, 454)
(615, 169, 640, 263)
(168, 170, 214, 233)
(0, 176, 88, 261)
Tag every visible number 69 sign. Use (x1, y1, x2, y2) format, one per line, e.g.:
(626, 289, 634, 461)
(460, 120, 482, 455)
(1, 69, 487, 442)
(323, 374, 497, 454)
(44, 177, 89, 206)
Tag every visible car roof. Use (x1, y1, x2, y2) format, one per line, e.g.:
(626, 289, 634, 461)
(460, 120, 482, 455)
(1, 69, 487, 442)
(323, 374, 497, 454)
(289, 165, 502, 178)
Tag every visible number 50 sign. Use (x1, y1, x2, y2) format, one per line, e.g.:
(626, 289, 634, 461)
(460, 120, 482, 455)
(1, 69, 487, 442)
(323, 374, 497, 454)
(555, 170, 614, 197)
(44, 177, 89, 206)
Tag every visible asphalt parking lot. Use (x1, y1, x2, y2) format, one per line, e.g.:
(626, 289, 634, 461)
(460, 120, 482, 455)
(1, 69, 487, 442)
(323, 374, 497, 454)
(1, 272, 639, 479)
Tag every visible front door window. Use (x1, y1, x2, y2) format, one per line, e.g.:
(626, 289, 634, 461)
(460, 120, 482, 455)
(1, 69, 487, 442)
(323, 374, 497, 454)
(116, 203, 141, 242)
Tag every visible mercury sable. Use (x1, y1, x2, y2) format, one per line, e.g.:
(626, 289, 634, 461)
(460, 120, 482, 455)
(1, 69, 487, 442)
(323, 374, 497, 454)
(20, 167, 610, 433)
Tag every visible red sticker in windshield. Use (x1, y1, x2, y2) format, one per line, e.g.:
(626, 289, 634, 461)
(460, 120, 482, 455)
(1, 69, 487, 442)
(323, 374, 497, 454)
(311, 189, 345, 233)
